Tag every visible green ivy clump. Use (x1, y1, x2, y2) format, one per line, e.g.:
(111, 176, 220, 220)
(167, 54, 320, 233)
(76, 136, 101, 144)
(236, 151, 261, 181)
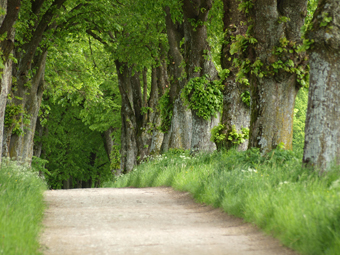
(241, 90, 250, 107)
(211, 124, 227, 143)
(238, 0, 254, 14)
(228, 125, 249, 144)
(4, 103, 29, 136)
(158, 90, 173, 133)
(141, 107, 154, 115)
(211, 124, 249, 145)
(110, 145, 121, 172)
(181, 74, 223, 120)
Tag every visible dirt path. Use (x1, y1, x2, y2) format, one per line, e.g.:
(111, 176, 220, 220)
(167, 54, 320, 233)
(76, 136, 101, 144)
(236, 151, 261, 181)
(40, 187, 298, 255)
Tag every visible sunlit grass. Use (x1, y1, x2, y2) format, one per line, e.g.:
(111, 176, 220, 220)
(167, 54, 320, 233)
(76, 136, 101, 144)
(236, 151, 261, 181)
(103, 148, 340, 255)
(0, 159, 47, 255)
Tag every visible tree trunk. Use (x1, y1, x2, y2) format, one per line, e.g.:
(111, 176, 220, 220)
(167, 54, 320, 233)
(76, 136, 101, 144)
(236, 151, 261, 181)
(303, 0, 340, 171)
(183, 0, 219, 152)
(0, 0, 21, 164)
(219, 0, 250, 151)
(164, 8, 192, 150)
(148, 58, 168, 155)
(248, 0, 308, 153)
(8, 50, 47, 164)
(116, 57, 168, 172)
(102, 127, 115, 161)
(165, 2, 220, 152)
(33, 116, 44, 158)
(116, 61, 140, 173)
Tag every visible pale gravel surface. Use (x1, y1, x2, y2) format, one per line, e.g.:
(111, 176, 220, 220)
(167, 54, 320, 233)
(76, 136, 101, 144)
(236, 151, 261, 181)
(40, 187, 299, 255)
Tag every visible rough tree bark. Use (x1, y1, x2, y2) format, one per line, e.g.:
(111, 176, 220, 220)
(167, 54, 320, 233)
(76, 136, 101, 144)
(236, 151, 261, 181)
(33, 116, 44, 158)
(0, 0, 21, 164)
(164, 7, 192, 151)
(2, 0, 67, 163)
(148, 57, 168, 155)
(165, 0, 219, 152)
(116, 58, 167, 173)
(303, 0, 340, 171)
(219, 0, 250, 151)
(101, 127, 115, 161)
(7, 51, 47, 164)
(248, 0, 308, 153)
(116, 61, 140, 173)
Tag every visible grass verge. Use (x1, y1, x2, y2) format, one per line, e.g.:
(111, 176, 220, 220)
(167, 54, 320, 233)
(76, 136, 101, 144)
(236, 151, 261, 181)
(0, 159, 47, 255)
(103, 148, 340, 255)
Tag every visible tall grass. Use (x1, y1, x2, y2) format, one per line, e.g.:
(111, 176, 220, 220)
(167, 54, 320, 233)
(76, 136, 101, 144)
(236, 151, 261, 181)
(0, 159, 47, 255)
(103, 148, 340, 255)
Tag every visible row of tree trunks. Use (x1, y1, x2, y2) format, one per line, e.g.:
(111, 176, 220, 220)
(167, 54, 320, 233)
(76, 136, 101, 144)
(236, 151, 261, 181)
(220, 0, 250, 151)
(116, 55, 168, 173)
(248, 0, 308, 153)
(148, 57, 168, 155)
(3, 50, 47, 164)
(0, 0, 21, 164)
(303, 0, 340, 171)
(1, 0, 67, 164)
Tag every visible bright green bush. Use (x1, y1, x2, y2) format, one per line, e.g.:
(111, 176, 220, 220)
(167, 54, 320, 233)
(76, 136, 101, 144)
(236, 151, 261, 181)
(0, 159, 47, 255)
(104, 149, 340, 255)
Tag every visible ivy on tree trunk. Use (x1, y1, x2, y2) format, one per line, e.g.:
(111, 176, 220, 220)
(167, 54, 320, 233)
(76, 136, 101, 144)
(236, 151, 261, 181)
(0, 0, 21, 164)
(247, 0, 308, 153)
(218, 0, 250, 151)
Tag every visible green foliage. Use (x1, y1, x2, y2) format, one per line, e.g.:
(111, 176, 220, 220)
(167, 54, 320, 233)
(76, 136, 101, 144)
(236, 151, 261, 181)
(230, 34, 257, 56)
(301, 0, 318, 35)
(207, 0, 224, 71)
(240, 90, 251, 107)
(228, 125, 249, 145)
(110, 145, 121, 172)
(141, 107, 154, 115)
(229, 33, 258, 85)
(167, 148, 189, 155)
(278, 16, 291, 24)
(104, 148, 340, 255)
(31, 156, 50, 177)
(0, 159, 47, 255)
(320, 12, 332, 27)
(39, 98, 112, 189)
(181, 75, 223, 120)
(158, 90, 173, 133)
(211, 124, 227, 143)
(211, 124, 249, 145)
(237, 0, 254, 14)
(4, 103, 30, 136)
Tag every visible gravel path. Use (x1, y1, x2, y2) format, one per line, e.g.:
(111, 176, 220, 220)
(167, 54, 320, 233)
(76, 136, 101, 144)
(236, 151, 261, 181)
(40, 187, 298, 255)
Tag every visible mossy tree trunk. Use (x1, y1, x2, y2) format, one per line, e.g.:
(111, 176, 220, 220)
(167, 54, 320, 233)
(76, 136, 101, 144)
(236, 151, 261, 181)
(0, 0, 21, 164)
(116, 58, 167, 173)
(148, 56, 168, 155)
(3, 0, 67, 163)
(248, 0, 308, 153)
(165, 0, 219, 152)
(164, 7, 192, 151)
(219, 0, 250, 151)
(303, 0, 340, 171)
(7, 50, 47, 164)
(182, 0, 219, 152)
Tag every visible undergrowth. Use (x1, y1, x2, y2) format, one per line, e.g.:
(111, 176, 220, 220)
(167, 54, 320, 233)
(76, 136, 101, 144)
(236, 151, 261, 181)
(0, 159, 47, 255)
(103, 148, 340, 255)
